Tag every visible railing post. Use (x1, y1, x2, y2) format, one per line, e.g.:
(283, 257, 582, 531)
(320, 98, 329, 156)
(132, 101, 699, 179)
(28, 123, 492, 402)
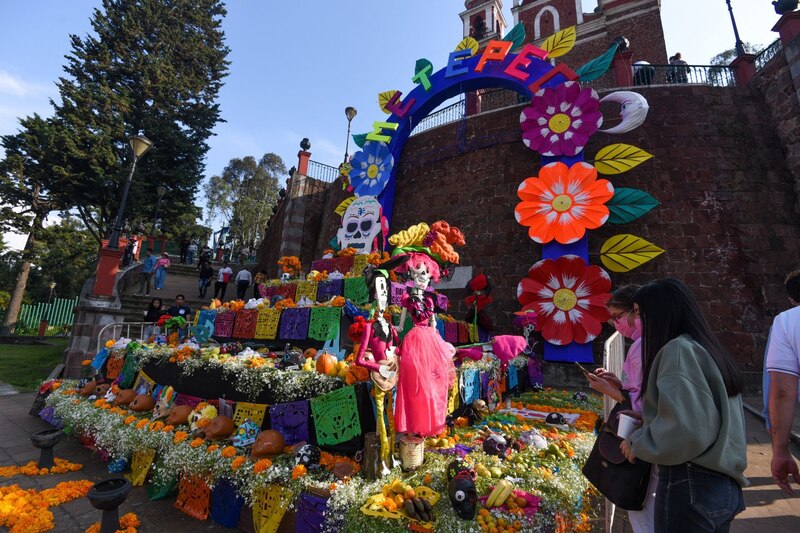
(773, 11, 800, 46)
(730, 54, 757, 86)
(612, 51, 633, 87)
(297, 149, 311, 176)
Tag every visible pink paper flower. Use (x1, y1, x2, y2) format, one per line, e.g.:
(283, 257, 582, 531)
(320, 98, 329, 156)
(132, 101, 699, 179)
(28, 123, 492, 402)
(517, 255, 611, 345)
(520, 81, 603, 157)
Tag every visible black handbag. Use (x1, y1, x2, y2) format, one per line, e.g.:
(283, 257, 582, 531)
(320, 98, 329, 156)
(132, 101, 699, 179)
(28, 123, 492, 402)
(581, 400, 652, 510)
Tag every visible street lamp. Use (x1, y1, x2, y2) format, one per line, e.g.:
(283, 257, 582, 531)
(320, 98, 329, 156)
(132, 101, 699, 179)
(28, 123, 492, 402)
(151, 185, 167, 237)
(343, 106, 357, 163)
(725, 0, 747, 57)
(107, 135, 154, 250)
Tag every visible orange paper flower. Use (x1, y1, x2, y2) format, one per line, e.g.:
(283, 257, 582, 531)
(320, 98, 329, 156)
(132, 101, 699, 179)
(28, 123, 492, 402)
(515, 161, 613, 244)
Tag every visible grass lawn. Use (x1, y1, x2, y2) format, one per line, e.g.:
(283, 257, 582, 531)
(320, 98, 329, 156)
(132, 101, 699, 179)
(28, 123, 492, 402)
(0, 338, 68, 392)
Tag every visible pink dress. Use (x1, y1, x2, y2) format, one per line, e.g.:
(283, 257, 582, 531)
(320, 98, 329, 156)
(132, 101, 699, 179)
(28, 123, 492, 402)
(395, 293, 456, 436)
(355, 320, 399, 373)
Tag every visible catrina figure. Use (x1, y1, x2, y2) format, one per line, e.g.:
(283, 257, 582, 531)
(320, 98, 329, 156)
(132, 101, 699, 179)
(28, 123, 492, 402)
(393, 251, 456, 438)
(354, 255, 408, 474)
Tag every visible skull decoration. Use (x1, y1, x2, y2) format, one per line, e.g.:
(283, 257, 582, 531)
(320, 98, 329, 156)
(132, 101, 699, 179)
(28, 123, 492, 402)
(483, 433, 508, 458)
(471, 399, 490, 421)
(295, 444, 321, 467)
(114, 389, 136, 406)
(336, 196, 383, 254)
(232, 418, 260, 448)
(573, 391, 588, 402)
(546, 412, 567, 426)
(152, 387, 175, 420)
(94, 382, 111, 399)
(129, 394, 155, 412)
(448, 472, 478, 520)
(519, 429, 548, 449)
(446, 459, 477, 483)
(280, 272, 292, 282)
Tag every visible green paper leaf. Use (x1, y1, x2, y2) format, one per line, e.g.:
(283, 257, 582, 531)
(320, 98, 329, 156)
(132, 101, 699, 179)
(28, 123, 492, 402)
(502, 22, 526, 52)
(415, 58, 433, 75)
(606, 188, 660, 224)
(594, 143, 653, 175)
(352, 133, 368, 148)
(600, 234, 664, 273)
(540, 26, 576, 59)
(575, 43, 618, 82)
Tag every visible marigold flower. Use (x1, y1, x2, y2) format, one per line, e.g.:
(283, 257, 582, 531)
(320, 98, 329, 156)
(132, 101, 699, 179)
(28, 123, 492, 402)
(190, 438, 205, 448)
(253, 458, 272, 474)
(230, 456, 246, 470)
(292, 464, 307, 479)
(135, 419, 149, 429)
(221, 446, 237, 458)
(123, 415, 136, 425)
(207, 444, 220, 453)
(162, 425, 174, 433)
(173, 431, 188, 444)
(81, 359, 92, 366)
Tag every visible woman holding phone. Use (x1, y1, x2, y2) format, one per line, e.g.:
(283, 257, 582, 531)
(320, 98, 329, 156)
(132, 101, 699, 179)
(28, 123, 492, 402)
(584, 284, 656, 532)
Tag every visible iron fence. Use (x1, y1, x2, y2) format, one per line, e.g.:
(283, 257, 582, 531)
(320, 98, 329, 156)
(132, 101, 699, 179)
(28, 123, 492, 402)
(629, 64, 737, 87)
(306, 160, 340, 183)
(755, 38, 783, 72)
(410, 98, 465, 135)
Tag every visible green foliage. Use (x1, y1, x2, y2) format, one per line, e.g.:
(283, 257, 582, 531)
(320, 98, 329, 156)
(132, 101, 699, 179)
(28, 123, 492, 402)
(204, 153, 285, 251)
(0, 338, 69, 391)
(0, 0, 231, 245)
(709, 42, 763, 65)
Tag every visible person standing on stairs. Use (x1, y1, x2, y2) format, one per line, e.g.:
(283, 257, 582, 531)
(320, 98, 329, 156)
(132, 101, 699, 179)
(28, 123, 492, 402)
(214, 261, 233, 302)
(198, 260, 214, 299)
(136, 249, 157, 296)
(153, 253, 171, 290)
(235, 268, 253, 300)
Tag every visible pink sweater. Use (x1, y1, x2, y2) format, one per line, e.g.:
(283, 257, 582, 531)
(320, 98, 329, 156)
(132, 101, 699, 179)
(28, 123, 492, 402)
(622, 331, 644, 411)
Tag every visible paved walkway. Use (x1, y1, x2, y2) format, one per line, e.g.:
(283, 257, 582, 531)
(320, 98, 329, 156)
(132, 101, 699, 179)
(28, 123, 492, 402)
(3, 391, 800, 532)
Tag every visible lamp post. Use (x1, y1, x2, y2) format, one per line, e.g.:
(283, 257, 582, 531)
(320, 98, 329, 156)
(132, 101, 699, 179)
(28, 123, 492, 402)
(725, 0, 747, 57)
(343, 107, 357, 164)
(107, 135, 153, 250)
(37, 281, 57, 337)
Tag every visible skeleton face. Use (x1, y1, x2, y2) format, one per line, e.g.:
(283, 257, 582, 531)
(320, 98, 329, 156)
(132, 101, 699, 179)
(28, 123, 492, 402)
(374, 276, 388, 312)
(482, 433, 508, 457)
(295, 444, 321, 467)
(281, 272, 292, 282)
(448, 473, 478, 520)
(337, 196, 382, 253)
(409, 262, 432, 290)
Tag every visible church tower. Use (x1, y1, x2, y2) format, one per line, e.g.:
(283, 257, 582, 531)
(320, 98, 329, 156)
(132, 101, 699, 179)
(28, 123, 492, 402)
(459, 0, 508, 44)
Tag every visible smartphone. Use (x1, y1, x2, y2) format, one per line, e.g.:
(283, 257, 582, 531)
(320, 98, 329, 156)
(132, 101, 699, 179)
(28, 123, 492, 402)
(574, 362, 591, 375)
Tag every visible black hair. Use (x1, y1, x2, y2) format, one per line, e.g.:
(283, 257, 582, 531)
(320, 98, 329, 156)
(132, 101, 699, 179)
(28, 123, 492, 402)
(785, 270, 800, 303)
(149, 298, 162, 309)
(176, 294, 185, 300)
(635, 279, 742, 397)
(606, 284, 641, 311)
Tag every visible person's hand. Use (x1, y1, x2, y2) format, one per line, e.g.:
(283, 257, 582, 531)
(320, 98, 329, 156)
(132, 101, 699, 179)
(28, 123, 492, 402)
(772, 446, 800, 496)
(620, 439, 636, 463)
(617, 410, 643, 423)
(594, 368, 623, 389)
(586, 372, 621, 398)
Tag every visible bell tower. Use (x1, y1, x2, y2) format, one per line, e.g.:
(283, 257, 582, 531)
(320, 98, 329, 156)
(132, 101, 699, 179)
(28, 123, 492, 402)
(460, 0, 508, 44)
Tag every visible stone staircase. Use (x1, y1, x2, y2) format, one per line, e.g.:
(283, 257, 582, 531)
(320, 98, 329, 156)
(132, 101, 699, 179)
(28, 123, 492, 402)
(118, 261, 251, 323)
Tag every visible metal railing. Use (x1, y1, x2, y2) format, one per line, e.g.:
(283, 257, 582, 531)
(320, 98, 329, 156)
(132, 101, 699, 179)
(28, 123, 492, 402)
(306, 160, 339, 183)
(96, 321, 157, 354)
(410, 98, 466, 135)
(629, 64, 738, 87)
(755, 38, 783, 72)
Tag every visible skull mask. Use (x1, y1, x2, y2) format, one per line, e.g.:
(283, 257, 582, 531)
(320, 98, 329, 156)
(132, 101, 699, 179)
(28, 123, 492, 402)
(295, 444, 321, 467)
(152, 387, 175, 420)
(336, 196, 383, 254)
(446, 459, 477, 483)
(573, 391, 588, 402)
(483, 433, 508, 458)
(232, 418, 260, 448)
(448, 473, 478, 520)
(280, 272, 292, 282)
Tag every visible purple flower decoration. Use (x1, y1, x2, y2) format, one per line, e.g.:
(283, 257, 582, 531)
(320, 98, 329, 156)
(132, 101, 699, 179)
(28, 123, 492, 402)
(513, 310, 538, 330)
(520, 81, 602, 157)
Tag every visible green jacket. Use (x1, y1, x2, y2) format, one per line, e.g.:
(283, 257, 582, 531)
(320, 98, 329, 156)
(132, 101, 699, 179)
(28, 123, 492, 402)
(630, 334, 748, 486)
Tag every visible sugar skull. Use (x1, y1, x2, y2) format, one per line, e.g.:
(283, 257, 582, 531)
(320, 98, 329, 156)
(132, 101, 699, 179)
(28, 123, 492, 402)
(519, 429, 548, 449)
(295, 444, 321, 467)
(546, 412, 567, 426)
(446, 459, 477, 483)
(573, 391, 588, 402)
(483, 433, 508, 458)
(336, 196, 384, 254)
(280, 272, 292, 282)
(152, 387, 175, 420)
(232, 418, 260, 448)
(448, 473, 478, 520)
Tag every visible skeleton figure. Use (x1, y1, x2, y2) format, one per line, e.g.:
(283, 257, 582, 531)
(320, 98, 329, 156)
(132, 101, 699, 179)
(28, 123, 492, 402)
(336, 196, 385, 254)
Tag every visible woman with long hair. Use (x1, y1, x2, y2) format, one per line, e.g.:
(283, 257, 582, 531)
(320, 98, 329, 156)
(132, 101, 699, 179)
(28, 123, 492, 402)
(620, 279, 747, 532)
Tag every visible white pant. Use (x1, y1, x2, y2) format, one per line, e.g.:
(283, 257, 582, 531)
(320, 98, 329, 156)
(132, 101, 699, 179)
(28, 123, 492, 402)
(627, 465, 658, 533)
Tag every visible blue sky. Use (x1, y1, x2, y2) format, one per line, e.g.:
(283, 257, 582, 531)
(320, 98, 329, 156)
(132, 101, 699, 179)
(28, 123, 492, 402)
(0, 1, 779, 249)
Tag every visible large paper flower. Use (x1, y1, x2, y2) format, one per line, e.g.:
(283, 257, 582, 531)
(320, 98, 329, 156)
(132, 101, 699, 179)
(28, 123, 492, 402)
(348, 141, 394, 197)
(520, 81, 602, 156)
(517, 255, 611, 345)
(515, 161, 613, 244)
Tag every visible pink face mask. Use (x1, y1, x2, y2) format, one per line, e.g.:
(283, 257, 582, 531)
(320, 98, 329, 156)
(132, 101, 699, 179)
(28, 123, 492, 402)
(613, 313, 640, 339)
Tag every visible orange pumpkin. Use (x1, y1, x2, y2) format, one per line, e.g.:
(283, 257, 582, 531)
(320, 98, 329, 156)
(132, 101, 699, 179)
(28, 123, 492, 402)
(304, 348, 317, 359)
(316, 352, 337, 375)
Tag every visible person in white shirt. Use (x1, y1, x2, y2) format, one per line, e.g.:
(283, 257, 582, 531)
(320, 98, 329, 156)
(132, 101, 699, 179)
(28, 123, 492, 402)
(187, 242, 198, 264)
(766, 270, 800, 495)
(214, 261, 234, 301)
(235, 268, 253, 300)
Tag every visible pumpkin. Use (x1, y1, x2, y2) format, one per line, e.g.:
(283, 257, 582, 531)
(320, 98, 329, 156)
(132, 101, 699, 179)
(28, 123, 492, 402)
(304, 348, 317, 359)
(316, 352, 338, 376)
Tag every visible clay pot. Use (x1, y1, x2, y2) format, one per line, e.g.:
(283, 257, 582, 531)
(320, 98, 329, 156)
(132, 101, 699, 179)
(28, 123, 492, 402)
(95, 383, 111, 398)
(204, 416, 235, 441)
(114, 389, 136, 406)
(166, 404, 193, 426)
(251, 429, 285, 458)
(79, 380, 97, 397)
(129, 394, 155, 412)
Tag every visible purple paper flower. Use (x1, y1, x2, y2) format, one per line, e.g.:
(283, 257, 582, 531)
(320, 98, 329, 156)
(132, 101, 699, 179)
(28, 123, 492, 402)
(520, 81, 602, 157)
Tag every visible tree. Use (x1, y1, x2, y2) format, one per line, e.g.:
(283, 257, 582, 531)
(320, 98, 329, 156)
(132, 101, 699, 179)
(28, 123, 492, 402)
(204, 154, 285, 253)
(709, 42, 763, 65)
(707, 42, 763, 87)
